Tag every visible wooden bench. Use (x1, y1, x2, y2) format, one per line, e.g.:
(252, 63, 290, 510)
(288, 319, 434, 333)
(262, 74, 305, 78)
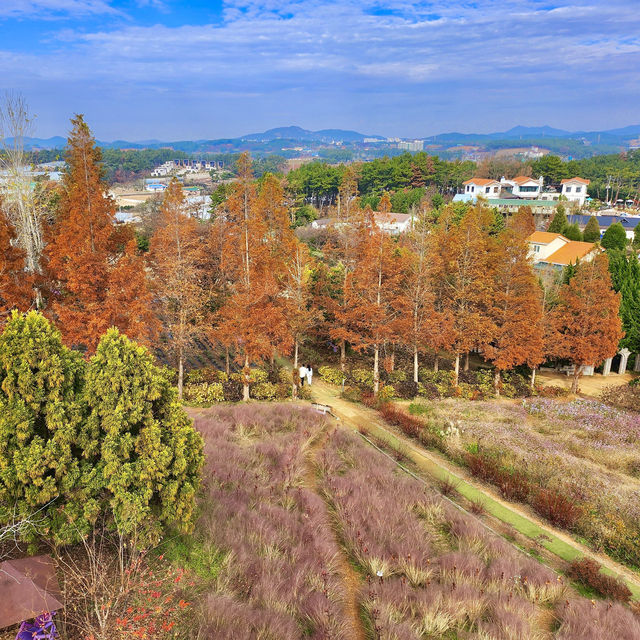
(311, 402, 333, 416)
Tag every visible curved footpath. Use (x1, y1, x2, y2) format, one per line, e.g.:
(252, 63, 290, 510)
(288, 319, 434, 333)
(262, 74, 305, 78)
(309, 378, 640, 602)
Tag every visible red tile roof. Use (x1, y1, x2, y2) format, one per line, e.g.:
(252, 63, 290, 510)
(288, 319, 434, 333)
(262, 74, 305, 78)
(462, 178, 501, 186)
(528, 231, 567, 244)
(544, 241, 598, 265)
(561, 177, 590, 185)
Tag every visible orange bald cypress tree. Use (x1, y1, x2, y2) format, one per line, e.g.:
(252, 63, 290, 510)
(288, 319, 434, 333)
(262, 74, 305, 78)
(0, 207, 32, 323)
(318, 206, 365, 371)
(337, 165, 360, 220)
(46, 115, 152, 352)
(548, 253, 623, 393)
(378, 191, 392, 214)
(429, 204, 497, 385)
(103, 239, 157, 346)
(214, 157, 292, 400)
(341, 213, 404, 394)
(150, 178, 206, 398)
(396, 213, 452, 384)
(509, 205, 536, 238)
(283, 241, 318, 397)
(484, 229, 544, 394)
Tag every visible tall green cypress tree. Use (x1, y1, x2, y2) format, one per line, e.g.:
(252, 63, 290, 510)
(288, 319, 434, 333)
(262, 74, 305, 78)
(547, 205, 568, 234)
(583, 216, 601, 243)
(563, 223, 583, 241)
(608, 251, 640, 354)
(601, 223, 628, 251)
(83, 328, 203, 544)
(0, 311, 98, 544)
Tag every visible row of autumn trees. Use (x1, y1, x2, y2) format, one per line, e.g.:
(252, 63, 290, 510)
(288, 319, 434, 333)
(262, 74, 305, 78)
(317, 201, 622, 394)
(0, 114, 623, 398)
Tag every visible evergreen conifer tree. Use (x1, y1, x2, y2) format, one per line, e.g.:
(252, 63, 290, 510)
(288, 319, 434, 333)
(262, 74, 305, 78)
(547, 205, 568, 234)
(563, 223, 583, 241)
(601, 223, 628, 251)
(83, 328, 203, 543)
(583, 216, 601, 243)
(0, 311, 97, 544)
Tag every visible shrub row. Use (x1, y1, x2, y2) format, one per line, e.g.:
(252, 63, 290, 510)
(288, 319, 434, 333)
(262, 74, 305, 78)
(567, 557, 632, 603)
(465, 451, 584, 530)
(183, 366, 312, 405)
(321, 364, 536, 401)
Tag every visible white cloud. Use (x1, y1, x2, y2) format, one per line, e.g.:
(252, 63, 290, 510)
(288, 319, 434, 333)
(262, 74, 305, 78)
(1, 0, 639, 136)
(0, 0, 118, 18)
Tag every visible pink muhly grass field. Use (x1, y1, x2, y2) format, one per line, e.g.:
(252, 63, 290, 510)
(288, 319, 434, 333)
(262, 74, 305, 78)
(318, 427, 640, 639)
(191, 403, 350, 639)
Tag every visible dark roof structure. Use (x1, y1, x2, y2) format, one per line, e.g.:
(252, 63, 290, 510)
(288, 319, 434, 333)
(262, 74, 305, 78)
(0, 556, 63, 629)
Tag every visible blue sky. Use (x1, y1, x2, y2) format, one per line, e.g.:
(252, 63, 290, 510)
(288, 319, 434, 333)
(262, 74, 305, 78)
(1, 0, 639, 140)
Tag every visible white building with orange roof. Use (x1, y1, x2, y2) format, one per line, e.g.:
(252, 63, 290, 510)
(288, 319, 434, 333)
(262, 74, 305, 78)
(462, 178, 501, 197)
(500, 175, 543, 198)
(561, 177, 590, 206)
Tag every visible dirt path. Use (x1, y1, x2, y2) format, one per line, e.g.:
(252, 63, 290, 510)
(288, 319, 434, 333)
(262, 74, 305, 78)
(309, 379, 640, 600)
(303, 424, 367, 640)
(537, 370, 636, 396)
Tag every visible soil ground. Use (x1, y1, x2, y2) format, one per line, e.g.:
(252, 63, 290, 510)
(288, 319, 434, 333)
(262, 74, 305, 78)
(536, 370, 636, 396)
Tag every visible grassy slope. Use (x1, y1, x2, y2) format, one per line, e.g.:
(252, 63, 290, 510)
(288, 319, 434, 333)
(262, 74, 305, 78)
(311, 380, 640, 601)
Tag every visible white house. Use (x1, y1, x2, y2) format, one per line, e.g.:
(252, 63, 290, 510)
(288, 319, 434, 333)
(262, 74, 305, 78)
(373, 212, 414, 234)
(500, 175, 543, 198)
(462, 178, 501, 197)
(561, 177, 590, 206)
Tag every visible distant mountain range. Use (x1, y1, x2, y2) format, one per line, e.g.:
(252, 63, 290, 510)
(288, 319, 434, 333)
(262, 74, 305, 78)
(16, 124, 640, 155)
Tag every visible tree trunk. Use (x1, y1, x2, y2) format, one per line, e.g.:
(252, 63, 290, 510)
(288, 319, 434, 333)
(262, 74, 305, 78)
(243, 354, 250, 401)
(434, 354, 439, 372)
(454, 353, 460, 387)
(340, 340, 346, 372)
(494, 369, 501, 397)
(225, 346, 230, 375)
(464, 352, 470, 371)
(530, 367, 536, 390)
(413, 345, 419, 384)
(390, 343, 395, 372)
(571, 368, 580, 394)
(373, 343, 380, 395)
(177, 351, 184, 400)
(292, 339, 299, 399)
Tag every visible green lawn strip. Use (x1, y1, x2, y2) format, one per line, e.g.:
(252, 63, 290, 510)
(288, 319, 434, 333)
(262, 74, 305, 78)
(327, 400, 640, 602)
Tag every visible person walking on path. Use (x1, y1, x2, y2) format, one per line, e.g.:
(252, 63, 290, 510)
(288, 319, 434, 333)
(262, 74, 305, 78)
(306, 365, 313, 386)
(299, 364, 307, 387)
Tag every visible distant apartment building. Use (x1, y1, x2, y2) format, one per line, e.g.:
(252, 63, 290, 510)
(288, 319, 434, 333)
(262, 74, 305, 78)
(398, 140, 424, 152)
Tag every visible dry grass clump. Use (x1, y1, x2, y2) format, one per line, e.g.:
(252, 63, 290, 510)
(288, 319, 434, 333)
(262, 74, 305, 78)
(191, 404, 350, 639)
